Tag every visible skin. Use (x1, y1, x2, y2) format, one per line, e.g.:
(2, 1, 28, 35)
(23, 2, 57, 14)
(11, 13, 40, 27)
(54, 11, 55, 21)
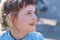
(7, 5, 37, 39)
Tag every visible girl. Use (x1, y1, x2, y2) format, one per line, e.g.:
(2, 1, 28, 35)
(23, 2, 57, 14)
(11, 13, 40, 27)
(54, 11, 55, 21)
(0, 0, 44, 40)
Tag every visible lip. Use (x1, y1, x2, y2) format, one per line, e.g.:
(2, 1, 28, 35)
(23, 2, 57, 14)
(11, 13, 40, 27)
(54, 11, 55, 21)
(29, 22, 36, 26)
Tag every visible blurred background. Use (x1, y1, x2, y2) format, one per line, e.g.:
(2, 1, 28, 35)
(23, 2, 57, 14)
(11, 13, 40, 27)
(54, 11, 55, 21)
(36, 0, 60, 40)
(0, 0, 60, 40)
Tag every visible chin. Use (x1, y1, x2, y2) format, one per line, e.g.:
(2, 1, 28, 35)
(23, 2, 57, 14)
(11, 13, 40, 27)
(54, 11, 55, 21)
(30, 29, 36, 32)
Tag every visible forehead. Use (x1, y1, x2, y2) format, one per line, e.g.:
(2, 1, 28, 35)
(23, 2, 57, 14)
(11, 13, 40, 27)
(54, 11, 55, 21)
(23, 5, 35, 12)
(17, 5, 35, 16)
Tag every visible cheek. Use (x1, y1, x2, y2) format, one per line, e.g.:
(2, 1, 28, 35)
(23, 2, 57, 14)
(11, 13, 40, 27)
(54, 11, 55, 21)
(17, 16, 29, 27)
(17, 14, 32, 28)
(17, 17, 30, 28)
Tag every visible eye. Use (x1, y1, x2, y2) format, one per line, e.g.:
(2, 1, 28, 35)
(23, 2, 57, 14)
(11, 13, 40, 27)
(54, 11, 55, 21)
(34, 11, 36, 14)
(34, 11, 37, 15)
(27, 12, 31, 15)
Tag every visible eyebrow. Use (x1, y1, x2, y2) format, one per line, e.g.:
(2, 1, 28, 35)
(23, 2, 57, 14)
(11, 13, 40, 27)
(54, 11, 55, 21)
(26, 10, 35, 13)
(26, 10, 37, 15)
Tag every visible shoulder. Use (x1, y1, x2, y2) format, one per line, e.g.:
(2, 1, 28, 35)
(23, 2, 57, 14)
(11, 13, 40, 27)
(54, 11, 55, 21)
(0, 31, 7, 37)
(0, 31, 7, 40)
(28, 32, 44, 40)
(0, 30, 13, 40)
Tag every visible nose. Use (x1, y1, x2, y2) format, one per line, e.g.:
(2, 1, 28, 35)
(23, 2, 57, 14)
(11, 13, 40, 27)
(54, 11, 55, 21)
(32, 13, 37, 21)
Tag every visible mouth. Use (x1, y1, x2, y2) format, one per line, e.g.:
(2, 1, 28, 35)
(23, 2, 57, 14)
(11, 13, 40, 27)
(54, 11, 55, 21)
(29, 22, 36, 26)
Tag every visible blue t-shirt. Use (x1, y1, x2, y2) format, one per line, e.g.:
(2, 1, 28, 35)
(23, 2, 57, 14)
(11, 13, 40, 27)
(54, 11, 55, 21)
(0, 30, 44, 40)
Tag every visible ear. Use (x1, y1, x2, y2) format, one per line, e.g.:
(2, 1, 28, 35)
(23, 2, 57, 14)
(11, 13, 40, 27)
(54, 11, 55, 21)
(6, 13, 13, 24)
(7, 13, 18, 24)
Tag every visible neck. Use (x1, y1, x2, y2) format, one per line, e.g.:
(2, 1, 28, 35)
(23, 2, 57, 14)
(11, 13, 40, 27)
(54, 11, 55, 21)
(9, 26, 27, 40)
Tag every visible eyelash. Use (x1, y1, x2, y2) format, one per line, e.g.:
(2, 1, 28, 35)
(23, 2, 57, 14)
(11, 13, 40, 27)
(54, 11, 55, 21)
(27, 11, 36, 15)
(27, 13, 31, 14)
(34, 11, 36, 14)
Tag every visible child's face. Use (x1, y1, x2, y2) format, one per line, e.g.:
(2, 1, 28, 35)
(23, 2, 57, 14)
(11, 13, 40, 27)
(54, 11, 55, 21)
(15, 5, 37, 33)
